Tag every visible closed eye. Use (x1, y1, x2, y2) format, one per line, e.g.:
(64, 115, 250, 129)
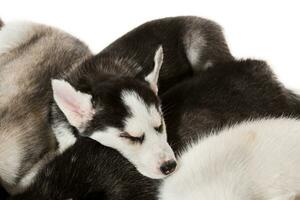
(120, 132, 145, 144)
(154, 123, 163, 133)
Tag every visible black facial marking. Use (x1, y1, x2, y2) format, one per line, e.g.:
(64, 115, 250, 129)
(75, 76, 159, 136)
(120, 132, 145, 144)
(154, 123, 163, 133)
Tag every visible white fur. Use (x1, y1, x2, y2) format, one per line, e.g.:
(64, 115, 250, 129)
(17, 170, 38, 193)
(0, 21, 35, 55)
(184, 33, 207, 71)
(0, 134, 22, 186)
(52, 79, 95, 130)
(122, 90, 161, 136)
(145, 46, 163, 94)
(0, 21, 38, 106)
(15, 150, 57, 194)
(90, 90, 176, 179)
(159, 118, 300, 200)
(290, 88, 300, 96)
(52, 121, 77, 153)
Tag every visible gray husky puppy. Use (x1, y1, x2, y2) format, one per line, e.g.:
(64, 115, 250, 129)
(0, 20, 92, 194)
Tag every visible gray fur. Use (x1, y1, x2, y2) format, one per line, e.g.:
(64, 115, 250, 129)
(0, 21, 92, 193)
(100, 16, 233, 93)
(182, 16, 232, 71)
(0, 16, 231, 196)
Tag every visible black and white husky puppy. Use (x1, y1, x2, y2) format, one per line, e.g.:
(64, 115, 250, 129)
(0, 16, 231, 195)
(9, 59, 300, 199)
(50, 16, 232, 180)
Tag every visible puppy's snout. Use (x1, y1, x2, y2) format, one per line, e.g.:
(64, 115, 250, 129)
(160, 160, 177, 175)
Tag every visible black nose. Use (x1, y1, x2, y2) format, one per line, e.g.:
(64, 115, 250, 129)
(160, 160, 177, 175)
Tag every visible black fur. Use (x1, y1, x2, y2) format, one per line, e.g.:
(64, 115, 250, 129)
(61, 68, 160, 136)
(2, 16, 231, 197)
(100, 16, 233, 94)
(163, 59, 300, 152)
(0, 18, 3, 29)
(0, 19, 92, 194)
(9, 58, 300, 200)
(7, 17, 300, 200)
(9, 138, 158, 200)
(52, 16, 232, 138)
(0, 185, 8, 200)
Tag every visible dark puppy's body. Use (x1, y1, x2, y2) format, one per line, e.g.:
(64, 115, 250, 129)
(164, 59, 300, 152)
(62, 15, 232, 95)
(10, 58, 300, 200)
(0, 186, 8, 200)
(99, 16, 232, 94)
(10, 138, 158, 200)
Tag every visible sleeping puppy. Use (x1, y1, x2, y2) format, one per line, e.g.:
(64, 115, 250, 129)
(0, 19, 92, 194)
(50, 16, 232, 180)
(0, 16, 231, 196)
(9, 57, 300, 199)
(160, 117, 300, 200)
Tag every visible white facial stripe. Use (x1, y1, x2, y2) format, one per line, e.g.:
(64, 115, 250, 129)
(121, 90, 161, 137)
(90, 127, 123, 148)
(88, 90, 176, 179)
(149, 105, 162, 127)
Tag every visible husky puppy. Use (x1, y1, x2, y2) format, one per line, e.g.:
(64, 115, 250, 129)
(9, 57, 300, 200)
(159, 118, 300, 200)
(0, 20, 92, 194)
(1, 16, 231, 195)
(49, 16, 232, 180)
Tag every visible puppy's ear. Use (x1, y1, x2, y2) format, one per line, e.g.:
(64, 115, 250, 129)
(51, 79, 95, 130)
(145, 45, 164, 94)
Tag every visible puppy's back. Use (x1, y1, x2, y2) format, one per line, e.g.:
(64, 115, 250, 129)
(0, 20, 91, 194)
(160, 118, 300, 200)
(101, 16, 233, 93)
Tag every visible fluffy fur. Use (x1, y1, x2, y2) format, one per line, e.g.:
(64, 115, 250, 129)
(1, 16, 232, 196)
(9, 57, 300, 200)
(0, 21, 92, 194)
(48, 16, 233, 179)
(160, 118, 300, 200)
(50, 44, 177, 180)
(100, 16, 232, 94)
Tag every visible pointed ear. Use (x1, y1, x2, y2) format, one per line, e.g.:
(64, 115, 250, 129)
(145, 45, 164, 94)
(51, 79, 95, 130)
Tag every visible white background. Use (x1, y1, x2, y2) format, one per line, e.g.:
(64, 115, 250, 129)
(1, 0, 300, 89)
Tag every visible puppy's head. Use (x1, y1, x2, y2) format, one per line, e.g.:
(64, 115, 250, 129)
(52, 46, 177, 179)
